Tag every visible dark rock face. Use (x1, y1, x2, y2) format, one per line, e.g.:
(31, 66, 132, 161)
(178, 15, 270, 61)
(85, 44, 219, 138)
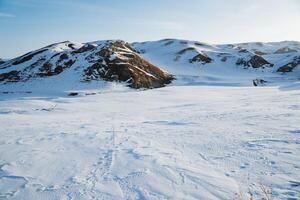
(253, 79, 267, 86)
(84, 41, 174, 89)
(0, 70, 21, 82)
(36, 58, 75, 77)
(68, 92, 79, 96)
(249, 55, 273, 68)
(277, 65, 293, 73)
(189, 53, 212, 64)
(0, 59, 4, 65)
(277, 57, 300, 73)
(0, 40, 174, 89)
(236, 55, 273, 68)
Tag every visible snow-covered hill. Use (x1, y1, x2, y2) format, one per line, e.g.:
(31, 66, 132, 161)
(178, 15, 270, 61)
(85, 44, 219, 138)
(133, 39, 300, 86)
(0, 40, 173, 94)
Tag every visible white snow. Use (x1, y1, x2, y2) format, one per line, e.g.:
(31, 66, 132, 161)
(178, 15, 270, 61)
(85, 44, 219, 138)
(0, 84, 300, 200)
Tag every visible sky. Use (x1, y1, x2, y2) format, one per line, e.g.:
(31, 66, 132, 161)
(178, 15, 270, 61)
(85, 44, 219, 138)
(0, 0, 300, 58)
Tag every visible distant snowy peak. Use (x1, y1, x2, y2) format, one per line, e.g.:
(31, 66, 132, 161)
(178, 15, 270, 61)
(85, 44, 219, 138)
(230, 41, 300, 54)
(0, 40, 174, 89)
(133, 39, 300, 73)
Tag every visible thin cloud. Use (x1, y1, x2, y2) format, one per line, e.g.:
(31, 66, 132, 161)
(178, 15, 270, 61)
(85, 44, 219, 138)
(0, 12, 15, 18)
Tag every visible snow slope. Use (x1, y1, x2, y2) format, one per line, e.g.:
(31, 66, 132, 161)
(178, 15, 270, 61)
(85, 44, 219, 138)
(0, 85, 300, 199)
(133, 39, 300, 87)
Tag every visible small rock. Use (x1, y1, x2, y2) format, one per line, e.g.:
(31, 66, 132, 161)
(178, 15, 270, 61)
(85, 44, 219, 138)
(253, 79, 267, 86)
(68, 92, 79, 96)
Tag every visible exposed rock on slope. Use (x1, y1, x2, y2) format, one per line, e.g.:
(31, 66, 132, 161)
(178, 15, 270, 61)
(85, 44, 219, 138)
(253, 78, 267, 86)
(0, 40, 174, 89)
(0, 41, 80, 82)
(189, 53, 212, 64)
(0, 70, 21, 82)
(236, 55, 273, 68)
(277, 56, 300, 72)
(83, 41, 174, 88)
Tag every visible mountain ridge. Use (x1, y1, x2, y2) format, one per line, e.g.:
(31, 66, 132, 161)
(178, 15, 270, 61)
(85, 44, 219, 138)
(0, 40, 173, 89)
(1, 39, 299, 93)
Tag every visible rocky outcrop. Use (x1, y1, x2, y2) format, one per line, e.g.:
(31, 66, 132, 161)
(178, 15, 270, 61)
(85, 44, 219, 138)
(253, 79, 267, 86)
(236, 55, 273, 68)
(277, 56, 300, 73)
(0, 59, 5, 65)
(189, 53, 212, 64)
(0, 70, 21, 82)
(83, 41, 174, 89)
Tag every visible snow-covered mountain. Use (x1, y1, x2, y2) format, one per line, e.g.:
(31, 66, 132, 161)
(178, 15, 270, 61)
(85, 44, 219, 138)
(0, 40, 173, 90)
(1, 39, 300, 94)
(133, 39, 300, 71)
(133, 39, 300, 86)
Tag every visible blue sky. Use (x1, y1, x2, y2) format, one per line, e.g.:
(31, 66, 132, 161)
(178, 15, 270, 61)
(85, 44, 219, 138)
(1, 0, 300, 58)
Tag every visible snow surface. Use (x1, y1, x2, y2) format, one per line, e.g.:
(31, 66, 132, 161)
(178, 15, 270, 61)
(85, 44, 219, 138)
(0, 85, 300, 200)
